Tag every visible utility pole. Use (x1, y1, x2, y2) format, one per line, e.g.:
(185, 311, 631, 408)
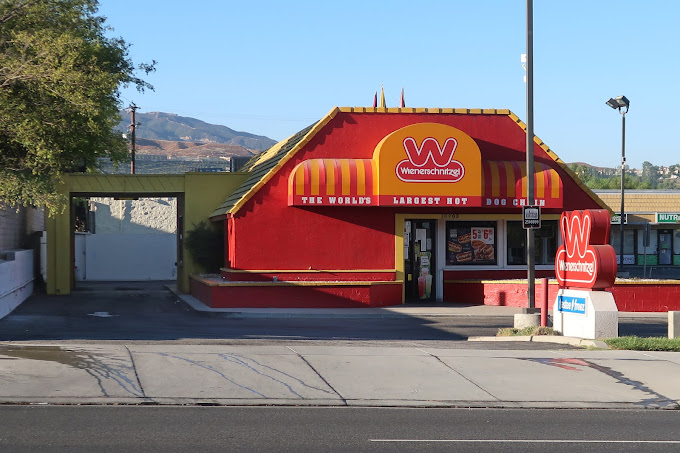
(127, 103, 138, 174)
(525, 0, 536, 309)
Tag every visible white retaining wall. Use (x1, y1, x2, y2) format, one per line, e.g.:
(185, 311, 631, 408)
(0, 249, 34, 319)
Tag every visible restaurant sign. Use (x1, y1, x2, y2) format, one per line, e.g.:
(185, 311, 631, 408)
(375, 123, 483, 205)
(288, 122, 563, 208)
(611, 213, 628, 224)
(656, 213, 680, 223)
(555, 209, 617, 289)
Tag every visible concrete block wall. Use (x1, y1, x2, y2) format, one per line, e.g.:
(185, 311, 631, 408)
(91, 197, 176, 234)
(0, 203, 44, 250)
(0, 249, 34, 319)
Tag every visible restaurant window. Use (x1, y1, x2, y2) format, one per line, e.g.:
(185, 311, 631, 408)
(446, 221, 497, 265)
(506, 220, 558, 266)
(610, 226, 636, 265)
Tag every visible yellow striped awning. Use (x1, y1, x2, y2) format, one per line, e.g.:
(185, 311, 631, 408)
(288, 158, 563, 208)
(481, 160, 562, 208)
(288, 159, 378, 206)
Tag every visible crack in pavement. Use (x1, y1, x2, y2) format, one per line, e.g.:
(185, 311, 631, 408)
(217, 353, 334, 398)
(154, 352, 267, 397)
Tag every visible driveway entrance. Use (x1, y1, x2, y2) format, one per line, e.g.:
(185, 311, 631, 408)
(46, 173, 247, 295)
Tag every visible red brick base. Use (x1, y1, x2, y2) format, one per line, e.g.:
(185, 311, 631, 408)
(190, 276, 403, 308)
(444, 279, 680, 312)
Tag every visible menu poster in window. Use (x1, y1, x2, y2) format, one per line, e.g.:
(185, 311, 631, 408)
(447, 226, 496, 264)
(447, 227, 473, 264)
(471, 227, 495, 262)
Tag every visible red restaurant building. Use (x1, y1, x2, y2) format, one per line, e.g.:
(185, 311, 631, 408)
(191, 107, 608, 308)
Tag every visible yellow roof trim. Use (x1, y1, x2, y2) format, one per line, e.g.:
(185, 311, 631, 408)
(227, 107, 341, 215)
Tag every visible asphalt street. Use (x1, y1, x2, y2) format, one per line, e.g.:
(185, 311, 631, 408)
(0, 406, 679, 453)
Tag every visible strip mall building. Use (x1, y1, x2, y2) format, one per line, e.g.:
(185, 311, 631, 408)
(191, 107, 610, 308)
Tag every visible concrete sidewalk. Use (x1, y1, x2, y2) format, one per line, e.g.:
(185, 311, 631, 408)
(0, 343, 678, 409)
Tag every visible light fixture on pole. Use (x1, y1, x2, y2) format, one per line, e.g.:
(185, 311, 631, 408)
(606, 95, 629, 273)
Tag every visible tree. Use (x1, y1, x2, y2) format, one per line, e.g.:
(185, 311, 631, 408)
(640, 161, 659, 188)
(0, 0, 155, 211)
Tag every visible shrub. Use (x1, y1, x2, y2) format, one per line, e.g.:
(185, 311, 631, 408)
(185, 221, 224, 273)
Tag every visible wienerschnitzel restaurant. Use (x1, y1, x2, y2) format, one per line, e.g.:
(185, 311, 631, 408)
(191, 107, 608, 308)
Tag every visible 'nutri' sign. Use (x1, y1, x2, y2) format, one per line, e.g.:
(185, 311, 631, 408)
(555, 209, 617, 289)
(656, 213, 680, 223)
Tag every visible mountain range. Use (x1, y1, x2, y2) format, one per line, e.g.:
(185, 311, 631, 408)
(116, 111, 277, 155)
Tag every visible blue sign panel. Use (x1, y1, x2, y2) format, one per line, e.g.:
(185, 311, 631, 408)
(557, 295, 587, 315)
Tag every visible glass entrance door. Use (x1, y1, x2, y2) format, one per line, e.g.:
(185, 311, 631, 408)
(659, 231, 672, 265)
(404, 220, 436, 301)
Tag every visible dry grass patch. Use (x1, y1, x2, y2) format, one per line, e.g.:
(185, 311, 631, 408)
(497, 326, 561, 337)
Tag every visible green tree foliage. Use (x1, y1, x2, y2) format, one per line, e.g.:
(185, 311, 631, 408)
(0, 0, 155, 211)
(568, 162, 680, 190)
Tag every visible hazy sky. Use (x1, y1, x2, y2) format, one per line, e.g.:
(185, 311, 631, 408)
(98, 1, 679, 169)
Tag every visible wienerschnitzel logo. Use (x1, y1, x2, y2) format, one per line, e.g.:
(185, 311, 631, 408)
(396, 137, 465, 183)
(554, 209, 617, 289)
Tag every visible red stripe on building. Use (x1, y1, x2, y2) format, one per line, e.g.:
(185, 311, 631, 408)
(364, 160, 374, 196)
(348, 159, 358, 197)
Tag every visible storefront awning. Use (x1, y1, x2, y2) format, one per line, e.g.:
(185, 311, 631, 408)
(289, 158, 562, 208)
(288, 159, 378, 206)
(481, 160, 562, 208)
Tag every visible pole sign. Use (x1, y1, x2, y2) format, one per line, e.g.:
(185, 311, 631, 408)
(611, 213, 628, 224)
(522, 205, 541, 229)
(555, 209, 617, 289)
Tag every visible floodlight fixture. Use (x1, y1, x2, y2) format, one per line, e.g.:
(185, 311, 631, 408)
(606, 95, 630, 113)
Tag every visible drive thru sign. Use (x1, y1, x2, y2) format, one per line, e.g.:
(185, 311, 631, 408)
(523, 206, 541, 229)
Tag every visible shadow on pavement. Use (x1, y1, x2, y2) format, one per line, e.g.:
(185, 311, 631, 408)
(0, 281, 667, 344)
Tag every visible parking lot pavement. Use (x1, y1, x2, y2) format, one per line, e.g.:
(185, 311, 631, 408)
(0, 282, 669, 343)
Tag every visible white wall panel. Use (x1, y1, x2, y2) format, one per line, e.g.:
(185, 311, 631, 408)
(81, 233, 176, 281)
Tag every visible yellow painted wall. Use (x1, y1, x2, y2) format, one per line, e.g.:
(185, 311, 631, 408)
(180, 173, 247, 292)
(46, 173, 247, 295)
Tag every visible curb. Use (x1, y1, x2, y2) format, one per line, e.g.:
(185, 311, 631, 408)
(167, 285, 524, 319)
(468, 335, 609, 349)
(167, 285, 670, 321)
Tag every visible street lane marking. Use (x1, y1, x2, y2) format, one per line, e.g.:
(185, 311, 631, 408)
(370, 439, 680, 444)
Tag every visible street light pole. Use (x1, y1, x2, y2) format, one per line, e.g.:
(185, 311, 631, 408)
(619, 110, 626, 273)
(606, 96, 630, 273)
